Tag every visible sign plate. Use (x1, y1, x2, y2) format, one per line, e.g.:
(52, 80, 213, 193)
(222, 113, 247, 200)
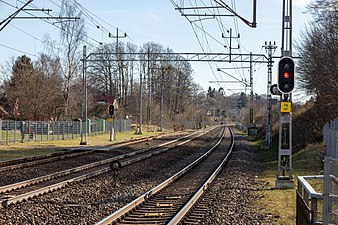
(280, 102, 291, 113)
(108, 118, 113, 122)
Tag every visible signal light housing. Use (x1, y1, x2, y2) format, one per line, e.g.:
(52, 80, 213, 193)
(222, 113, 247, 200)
(278, 57, 295, 93)
(108, 104, 114, 116)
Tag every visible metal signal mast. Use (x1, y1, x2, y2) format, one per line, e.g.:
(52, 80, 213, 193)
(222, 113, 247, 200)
(275, 0, 295, 189)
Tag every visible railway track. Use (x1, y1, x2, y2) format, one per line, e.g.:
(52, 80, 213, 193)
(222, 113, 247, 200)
(96, 126, 234, 225)
(0, 132, 194, 187)
(0, 127, 217, 208)
(0, 132, 182, 173)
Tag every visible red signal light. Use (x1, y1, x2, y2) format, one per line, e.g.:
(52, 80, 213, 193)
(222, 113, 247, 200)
(283, 72, 290, 79)
(278, 57, 294, 93)
(108, 104, 114, 116)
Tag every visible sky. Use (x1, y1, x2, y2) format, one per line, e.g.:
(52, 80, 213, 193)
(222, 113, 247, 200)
(0, 0, 312, 100)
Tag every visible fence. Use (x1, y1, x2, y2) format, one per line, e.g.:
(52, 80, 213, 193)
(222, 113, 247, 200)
(0, 119, 131, 144)
(296, 117, 338, 225)
(323, 117, 338, 225)
(297, 175, 324, 225)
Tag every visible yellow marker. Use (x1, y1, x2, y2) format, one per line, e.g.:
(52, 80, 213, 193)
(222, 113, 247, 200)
(280, 102, 291, 113)
(108, 118, 113, 122)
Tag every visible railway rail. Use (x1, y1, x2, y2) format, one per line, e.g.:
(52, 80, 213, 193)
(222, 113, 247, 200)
(0, 132, 184, 173)
(0, 131, 194, 187)
(96, 126, 234, 225)
(0, 127, 217, 208)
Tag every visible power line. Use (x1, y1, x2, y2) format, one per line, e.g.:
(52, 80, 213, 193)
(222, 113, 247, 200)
(0, 0, 33, 32)
(14, 0, 102, 47)
(0, 0, 107, 61)
(54, 0, 137, 45)
(0, 43, 37, 57)
(171, 0, 253, 93)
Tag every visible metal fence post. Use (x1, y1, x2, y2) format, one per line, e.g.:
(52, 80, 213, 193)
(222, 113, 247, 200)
(11, 120, 14, 144)
(0, 120, 2, 144)
(311, 197, 318, 224)
(323, 117, 338, 225)
(323, 156, 330, 225)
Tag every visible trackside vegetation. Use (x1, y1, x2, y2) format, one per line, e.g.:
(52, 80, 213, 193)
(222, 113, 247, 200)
(247, 134, 324, 224)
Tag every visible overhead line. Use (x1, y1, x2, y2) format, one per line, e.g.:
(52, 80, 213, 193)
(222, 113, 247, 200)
(0, 0, 33, 32)
(189, 0, 224, 86)
(17, 0, 104, 47)
(169, 0, 249, 93)
(67, 0, 137, 45)
(0, 43, 37, 57)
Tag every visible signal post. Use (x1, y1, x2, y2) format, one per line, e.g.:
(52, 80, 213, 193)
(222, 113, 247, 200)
(108, 104, 115, 141)
(274, 0, 295, 189)
(275, 57, 295, 189)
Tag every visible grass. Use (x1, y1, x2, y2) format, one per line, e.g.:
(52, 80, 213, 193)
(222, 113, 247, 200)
(0, 129, 164, 162)
(250, 136, 325, 225)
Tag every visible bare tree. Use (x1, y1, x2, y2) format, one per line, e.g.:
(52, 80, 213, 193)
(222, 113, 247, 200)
(88, 43, 117, 96)
(291, 0, 338, 149)
(297, 0, 338, 106)
(35, 54, 64, 120)
(59, 1, 86, 120)
(3, 54, 65, 120)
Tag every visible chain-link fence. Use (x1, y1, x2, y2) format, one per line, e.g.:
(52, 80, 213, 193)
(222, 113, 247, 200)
(0, 119, 131, 144)
(323, 117, 338, 225)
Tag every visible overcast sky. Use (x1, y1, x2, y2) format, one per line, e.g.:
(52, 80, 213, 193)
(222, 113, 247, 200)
(0, 0, 312, 100)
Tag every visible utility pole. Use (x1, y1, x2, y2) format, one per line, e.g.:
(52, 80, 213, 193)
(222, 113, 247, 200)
(109, 28, 127, 140)
(263, 41, 277, 148)
(275, 0, 294, 189)
(249, 52, 254, 127)
(80, 45, 87, 145)
(135, 69, 143, 135)
(109, 28, 127, 103)
(159, 68, 164, 132)
(147, 48, 152, 126)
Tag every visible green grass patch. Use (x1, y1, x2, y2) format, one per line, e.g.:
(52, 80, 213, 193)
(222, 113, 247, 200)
(0, 148, 62, 161)
(292, 144, 324, 174)
(256, 180, 296, 224)
(248, 137, 324, 224)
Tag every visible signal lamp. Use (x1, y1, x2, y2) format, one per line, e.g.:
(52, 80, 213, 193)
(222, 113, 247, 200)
(278, 57, 295, 93)
(108, 104, 114, 116)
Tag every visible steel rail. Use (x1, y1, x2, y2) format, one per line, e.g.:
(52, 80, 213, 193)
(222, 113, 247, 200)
(0, 151, 81, 167)
(95, 126, 229, 225)
(2, 167, 112, 207)
(0, 151, 95, 173)
(0, 132, 174, 172)
(0, 131, 199, 194)
(0, 127, 216, 208)
(168, 128, 234, 224)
